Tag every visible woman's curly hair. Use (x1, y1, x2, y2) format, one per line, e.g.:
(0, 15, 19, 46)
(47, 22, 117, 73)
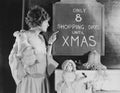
(25, 5, 50, 28)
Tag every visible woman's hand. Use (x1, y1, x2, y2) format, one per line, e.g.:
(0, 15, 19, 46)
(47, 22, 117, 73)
(48, 31, 59, 45)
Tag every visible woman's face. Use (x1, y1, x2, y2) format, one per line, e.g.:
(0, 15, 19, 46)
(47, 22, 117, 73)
(66, 63, 73, 72)
(41, 20, 49, 32)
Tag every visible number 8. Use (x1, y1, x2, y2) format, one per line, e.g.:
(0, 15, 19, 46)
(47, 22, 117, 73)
(75, 14, 82, 22)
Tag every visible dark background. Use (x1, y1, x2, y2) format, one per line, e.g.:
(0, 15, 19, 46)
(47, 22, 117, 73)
(0, 0, 120, 93)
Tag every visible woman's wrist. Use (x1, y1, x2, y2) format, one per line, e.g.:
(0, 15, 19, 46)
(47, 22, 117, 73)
(47, 52, 52, 57)
(48, 43, 52, 46)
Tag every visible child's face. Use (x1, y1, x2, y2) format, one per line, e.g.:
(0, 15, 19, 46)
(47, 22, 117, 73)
(66, 63, 73, 72)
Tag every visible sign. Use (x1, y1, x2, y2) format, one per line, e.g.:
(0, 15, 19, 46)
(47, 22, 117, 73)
(53, 3, 104, 55)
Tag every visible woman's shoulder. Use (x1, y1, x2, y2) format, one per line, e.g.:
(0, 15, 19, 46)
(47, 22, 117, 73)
(20, 30, 35, 37)
(13, 30, 34, 41)
(13, 30, 29, 36)
(13, 30, 26, 40)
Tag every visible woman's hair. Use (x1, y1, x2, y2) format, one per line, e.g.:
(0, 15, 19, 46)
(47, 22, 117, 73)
(62, 59, 76, 72)
(25, 5, 50, 28)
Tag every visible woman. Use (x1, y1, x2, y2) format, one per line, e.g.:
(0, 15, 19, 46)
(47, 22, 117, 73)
(9, 5, 58, 93)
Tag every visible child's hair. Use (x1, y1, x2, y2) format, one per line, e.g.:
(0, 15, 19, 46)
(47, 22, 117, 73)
(25, 5, 50, 28)
(62, 59, 76, 72)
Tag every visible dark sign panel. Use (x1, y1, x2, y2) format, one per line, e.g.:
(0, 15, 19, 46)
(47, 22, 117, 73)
(53, 3, 104, 55)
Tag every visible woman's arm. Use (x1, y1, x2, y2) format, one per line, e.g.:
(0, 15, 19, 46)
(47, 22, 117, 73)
(46, 32, 59, 76)
(47, 31, 59, 55)
(9, 41, 18, 65)
(46, 53, 58, 76)
(9, 41, 26, 85)
(47, 44, 52, 56)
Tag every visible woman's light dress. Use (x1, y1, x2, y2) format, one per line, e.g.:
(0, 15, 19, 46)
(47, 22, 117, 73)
(9, 30, 58, 93)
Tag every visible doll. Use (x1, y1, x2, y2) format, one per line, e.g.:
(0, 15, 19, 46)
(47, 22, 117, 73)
(57, 60, 90, 93)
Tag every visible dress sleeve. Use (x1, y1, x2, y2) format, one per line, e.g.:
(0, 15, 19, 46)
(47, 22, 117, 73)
(9, 39, 26, 85)
(46, 55, 59, 76)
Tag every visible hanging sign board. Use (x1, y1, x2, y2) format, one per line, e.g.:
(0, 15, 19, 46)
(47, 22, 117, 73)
(53, 3, 104, 55)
